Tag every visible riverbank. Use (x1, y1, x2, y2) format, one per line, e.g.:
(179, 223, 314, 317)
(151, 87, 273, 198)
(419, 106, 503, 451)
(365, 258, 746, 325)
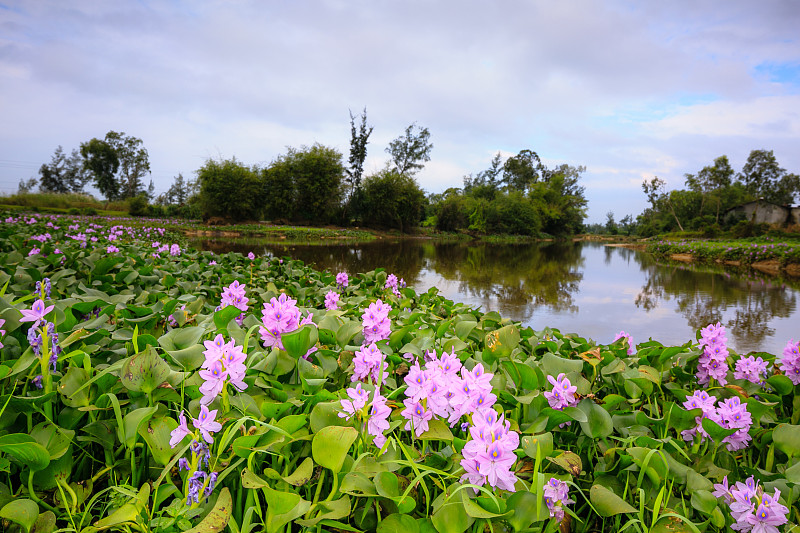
(645, 238, 800, 277)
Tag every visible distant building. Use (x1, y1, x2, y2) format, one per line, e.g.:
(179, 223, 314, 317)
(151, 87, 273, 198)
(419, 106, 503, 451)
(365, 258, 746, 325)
(725, 200, 800, 226)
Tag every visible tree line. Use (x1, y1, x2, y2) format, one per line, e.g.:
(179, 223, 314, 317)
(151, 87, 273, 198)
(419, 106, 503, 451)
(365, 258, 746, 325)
(25, 111, 590, 235)
(594, 149, 800, 237)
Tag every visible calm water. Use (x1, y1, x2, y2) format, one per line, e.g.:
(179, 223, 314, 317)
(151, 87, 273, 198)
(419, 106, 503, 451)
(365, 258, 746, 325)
(190, 237, 800, 355)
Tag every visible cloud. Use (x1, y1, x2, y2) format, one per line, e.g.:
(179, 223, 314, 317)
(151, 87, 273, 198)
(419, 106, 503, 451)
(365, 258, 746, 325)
(0, 0, 798, 221)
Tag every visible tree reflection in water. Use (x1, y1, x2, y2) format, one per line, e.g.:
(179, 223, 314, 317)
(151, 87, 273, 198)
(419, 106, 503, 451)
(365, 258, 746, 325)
(634, 258, 798, 352)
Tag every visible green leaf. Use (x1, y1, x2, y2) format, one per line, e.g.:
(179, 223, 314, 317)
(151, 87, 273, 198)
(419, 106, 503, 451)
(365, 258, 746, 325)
(122, 406, 158, 449)
(501, 360, 538, 390)
(454, 320, 477, 341)
(0, 499, 39, 533)
(282, 324, 319, 359)
(484, 324, 519, 359)
(766, 375, 794, 396)
(378, 513, 420, 533)
(547, 451, 582, 476)
(284, 458, 314, 486)
(700, 418, 737, 442)
(590, 484, 637, 517)
(336, 320, 363, 348)
(138, 416, 178, 466)
(261, 485, 311, 533)
(577, 398, 614, 439)
(213, 305, 242, 330)
(506, 491, 550, 530)
(431, 500, 472, 533)
(773, 423, 800, 458)
(312, 425, 358, 474)
(418, 418, 453, 441)
(541, 352, 584, 376)
(120, 345, 171, 394)
(522, 433, 553, 459)
(184, 487, 232, 533)
(690, 489, 718, 515)
(0, 434, 50, 472)
(30, 422, 74, 460)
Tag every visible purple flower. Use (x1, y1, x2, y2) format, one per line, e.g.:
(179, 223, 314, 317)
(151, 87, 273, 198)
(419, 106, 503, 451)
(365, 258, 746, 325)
(107, 245, 119, 253)
(0, 318, 5, 350)
(351, 343, 388, 385)
(170, 244, 181, 256)
(20, 299, 54, 327)
(613, 330, 635, 355)
(366, 391, 392, 448)
(697, 322, 730, 386)
(324, 290, 340, 311)
(779, 339, 800, 385)
(543, 477, 574, 522)
(339, 383, 370, 419)
(336, 272, 349, 288)
(247, 252, 255, 260)
(734, 355, 768, 384)
(32, 375, 43, 389)
(187, 470, 207, 505)
(170, 413, 192, 447)
(401, 398, 433, 437)
(192, 405, 222, 444)
(544, 373, 578, 411)
(362, 299, 392, 344)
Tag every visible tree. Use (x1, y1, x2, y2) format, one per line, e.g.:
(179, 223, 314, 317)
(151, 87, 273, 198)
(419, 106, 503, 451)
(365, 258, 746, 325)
(17, 177, 37, 194)
(605, 212, 618, 235)
(197, 158, 263, 221)
(737, 149, 799, 205)
(530, 164, 588, 235)
(385, 123, 433, 176)
(502, 149, 541, 193)
(685, 155, 734, 223)
(641, 176, 685, 231)
(345, 108, 373, 197)
(104, 131, 151, 199)
(262, 144, 345, 223)
(464, 152, 503, 200)
(39, 146, 89, 194)
(166, 173, 191, 205)
(80, 138, 120, 200)
(361, 169, 426, 231)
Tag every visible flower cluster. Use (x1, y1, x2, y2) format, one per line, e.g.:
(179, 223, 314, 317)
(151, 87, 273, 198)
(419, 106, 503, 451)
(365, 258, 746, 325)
(544, 373, 579, 411)
(259, 293, 315, 356)
(778, 339, 800, 384)
(352, 343, 389, 385)
(681, 391, 752, 451)
(543, 478, 574, 522)
(697, 322, 730, 386)
(169, 407, 222, 506)
(362, 299, 391, 344)
(199, 334, 248, 405)
(339, 383, 392, 447)
(0, 318, 5, 350)
(734, 355, 768, 384)
(336, 271, 348, 288)
(461, 408, 519, 492)
(324, 290, 340, 311)
(247, 251, 255, 260)
(217, 280, 249, 325)
(712, 476, 789, 533)
(20, 299, 60, 384)
(613, 330, 635, 355)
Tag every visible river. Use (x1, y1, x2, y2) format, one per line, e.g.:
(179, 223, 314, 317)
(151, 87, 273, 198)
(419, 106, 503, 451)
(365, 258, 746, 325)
(189, 237, 799, 356)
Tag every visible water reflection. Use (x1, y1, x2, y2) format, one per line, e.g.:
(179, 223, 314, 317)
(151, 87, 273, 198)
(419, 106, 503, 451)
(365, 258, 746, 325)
(188, 237, 800, 354)
(633, 260, 797, 351)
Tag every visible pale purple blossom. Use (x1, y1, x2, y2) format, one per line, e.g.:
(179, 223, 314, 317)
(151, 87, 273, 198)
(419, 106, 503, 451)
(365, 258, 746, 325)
(336, 272, 349, 288)
(362, 299, 392, 344)
(20, 299, 54, 327)
(543, 478, 574, 522)
(734, 355, 768, 384)
(192, 405, 222, 444)
(613, 330, 636, 355)
(778, 339, 800, 385)
(324, 290, 340, 311)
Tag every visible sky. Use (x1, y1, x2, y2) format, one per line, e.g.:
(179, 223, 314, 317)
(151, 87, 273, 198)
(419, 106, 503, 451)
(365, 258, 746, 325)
(1, 1, 799, 223)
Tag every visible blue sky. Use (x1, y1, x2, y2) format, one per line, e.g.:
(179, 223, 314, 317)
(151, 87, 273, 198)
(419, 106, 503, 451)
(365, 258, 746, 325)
(1, 0, 799, 223)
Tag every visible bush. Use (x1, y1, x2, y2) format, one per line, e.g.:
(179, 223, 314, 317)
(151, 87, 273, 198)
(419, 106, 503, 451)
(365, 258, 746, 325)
(197, 158, 263, 222)
(360, 169, 425, 232)
(435, 195, 469, 232)
(127, 194, 149, 217)
(262, 144, 344, 224)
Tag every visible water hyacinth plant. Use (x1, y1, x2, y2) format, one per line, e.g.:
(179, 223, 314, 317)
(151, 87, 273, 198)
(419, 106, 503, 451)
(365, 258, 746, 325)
(0, 212, 797, 532)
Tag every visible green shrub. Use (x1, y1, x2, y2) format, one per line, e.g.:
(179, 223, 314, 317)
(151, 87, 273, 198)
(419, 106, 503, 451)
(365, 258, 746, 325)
(197, 158, 263, 222)
(360, 169, 425, 232)
(127, 194, 149, 217)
